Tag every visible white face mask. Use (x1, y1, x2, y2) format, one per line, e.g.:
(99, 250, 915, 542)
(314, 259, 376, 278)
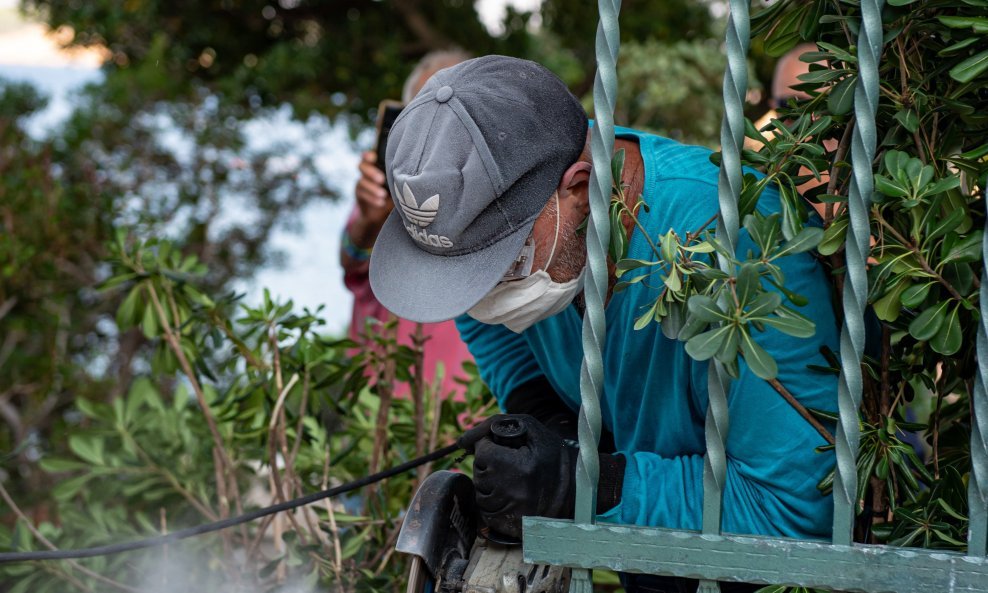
(467, 193, 586, 333)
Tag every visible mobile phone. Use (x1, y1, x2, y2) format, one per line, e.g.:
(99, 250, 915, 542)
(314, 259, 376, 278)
(375, 100, 404, 173)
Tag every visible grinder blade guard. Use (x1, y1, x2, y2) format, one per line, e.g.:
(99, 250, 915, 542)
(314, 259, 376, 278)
(396, 470, 570, 593)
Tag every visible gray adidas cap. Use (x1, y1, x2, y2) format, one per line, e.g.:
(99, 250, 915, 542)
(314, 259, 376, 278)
(369, 55, 588, 323)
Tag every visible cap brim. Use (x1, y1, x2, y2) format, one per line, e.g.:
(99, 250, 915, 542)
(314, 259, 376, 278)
(369, 211, 534, 323)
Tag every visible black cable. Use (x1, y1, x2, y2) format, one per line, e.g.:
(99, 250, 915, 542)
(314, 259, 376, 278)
(0, 443, 462, 563)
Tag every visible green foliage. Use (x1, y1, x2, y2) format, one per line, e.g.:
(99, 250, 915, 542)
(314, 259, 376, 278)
(609, 0, 987, 556)
(613, 39, 732, 147)
(611, 149, 820, 381)
(0, 73, 339, 503)
(21, 0, 533, 120)
(745, 0, 988, 551)
(0, 236, 495, 591)
(540, 0, 714, 92)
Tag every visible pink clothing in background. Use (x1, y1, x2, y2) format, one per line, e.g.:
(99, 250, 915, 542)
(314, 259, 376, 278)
(342, 208, 473, 400)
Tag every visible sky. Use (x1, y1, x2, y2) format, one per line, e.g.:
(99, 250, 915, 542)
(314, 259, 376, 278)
(0, 0, 542, 335)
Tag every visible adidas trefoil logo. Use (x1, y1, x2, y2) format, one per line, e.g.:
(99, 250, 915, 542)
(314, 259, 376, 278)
(396, 182, 439, 227)
(395, 182, 453, 248)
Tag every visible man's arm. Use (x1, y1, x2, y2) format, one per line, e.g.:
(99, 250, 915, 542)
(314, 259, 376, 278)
(609, 339, 838, 540)
(454, 314, 545, 405)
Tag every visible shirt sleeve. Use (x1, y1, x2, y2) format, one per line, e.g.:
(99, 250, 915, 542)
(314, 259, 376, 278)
(454, 314, 545, 409)
(605, 356, 836, 539)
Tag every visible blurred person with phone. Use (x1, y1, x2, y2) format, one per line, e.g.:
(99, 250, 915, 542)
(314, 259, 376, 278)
(340, 49, 472, 399)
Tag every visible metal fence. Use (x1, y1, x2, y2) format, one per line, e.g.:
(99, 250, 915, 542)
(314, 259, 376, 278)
(523, 0, 988, 591)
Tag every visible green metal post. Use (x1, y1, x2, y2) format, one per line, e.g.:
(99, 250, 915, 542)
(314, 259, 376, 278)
(568, 1, 620, 592)
(970, 186, 988, 557)
(833, 0, 885, 546)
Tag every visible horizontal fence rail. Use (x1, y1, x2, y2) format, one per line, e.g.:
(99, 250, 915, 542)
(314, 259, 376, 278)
(524, 519, 988, 593)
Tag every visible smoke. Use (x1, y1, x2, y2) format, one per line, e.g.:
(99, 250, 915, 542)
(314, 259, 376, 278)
(125, 546, 321, 593)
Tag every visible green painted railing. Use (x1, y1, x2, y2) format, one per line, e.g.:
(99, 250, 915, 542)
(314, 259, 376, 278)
(526, 1, 988, 592)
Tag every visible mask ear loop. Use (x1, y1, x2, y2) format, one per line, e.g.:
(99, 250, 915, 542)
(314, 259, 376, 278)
(544, 191, 561, 271)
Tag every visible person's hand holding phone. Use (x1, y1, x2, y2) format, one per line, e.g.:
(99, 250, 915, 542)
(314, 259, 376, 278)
(346, 151, 394, 252)
(356, 151, 392, 225)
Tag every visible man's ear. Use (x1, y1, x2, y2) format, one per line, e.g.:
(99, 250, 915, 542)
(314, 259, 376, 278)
(559, 161, 592, 193)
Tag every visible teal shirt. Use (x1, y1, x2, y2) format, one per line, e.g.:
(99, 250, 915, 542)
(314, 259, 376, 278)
(455, 127, 839, 540)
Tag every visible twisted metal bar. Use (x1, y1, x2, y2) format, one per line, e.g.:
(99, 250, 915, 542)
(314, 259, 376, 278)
(569, 3, 620, 592)
(969, 186, 988, 557)
(704, 0, 750, 538)
(574, 0, 621, 527)
(698, 4, 749, 592)
(832, 0, 885, 546)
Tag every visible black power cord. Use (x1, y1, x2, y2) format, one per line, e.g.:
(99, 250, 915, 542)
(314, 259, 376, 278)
(0, 443, 461, 563)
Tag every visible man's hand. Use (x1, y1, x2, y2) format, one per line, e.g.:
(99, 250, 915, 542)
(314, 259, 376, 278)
(458, 414, 627, 540)
(469, 414, 577, 539)
(349, 151, 393, 248)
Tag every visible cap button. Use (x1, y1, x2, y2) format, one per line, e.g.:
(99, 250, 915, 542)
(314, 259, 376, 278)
(435, 85, 453, 103)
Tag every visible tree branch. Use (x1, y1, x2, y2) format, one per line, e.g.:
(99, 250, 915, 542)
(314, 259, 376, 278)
(767, 378, 836, 445)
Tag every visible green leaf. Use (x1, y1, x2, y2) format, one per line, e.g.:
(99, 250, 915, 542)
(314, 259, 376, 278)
(900, 282, 933, 308)
(660, 230, 678, 265)
(611, 148, 626, 187)
(740, 329, 778, 380)
(873, 281, 908, 322)
(68, 435, 105, 466)
(938, 16, 988, 33)
(939, 37, 980, 57)
(38, 457, 90, 472)
(613, 274, 648, 293)
(714, 327, 740, 364)
(745, 291, 782, 318)
(682, 241, 715, 254)
(818, 217, 849, 256)
(950, 49, 988, 83)
(735, 264, 760, 306)
(797, 68, 847, 84)
(925, 206, 966, 242)
(52, 474, 95, 501)
(686, 325, 732, 361)
(874, 174, 910, 198)
(677, 312, 708, 342)
(140, 299, 159, 339)
(908, 301, 949, 341)
(760, 307, 816, 338)
(664, 267, 682, 292)
(634, 301, 657, 330)
(828, 75, 856, 115)
(687, 295, 728, 322)
(944, 230, 985, 264)
(816, 42, 857, 64)
(774, 226, 823, 258)
(608, 209, 628, 262)
(884, 150, 909, 176)
(615, 258, 658, 278)
(894, 109, 919, 134)
(887, 0, 920, 4)
(931, 305, 963, 355)
(923, 175, 961, 197)
(116, 285, 143, 329)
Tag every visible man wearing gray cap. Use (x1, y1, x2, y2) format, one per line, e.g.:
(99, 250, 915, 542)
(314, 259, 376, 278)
(369, 55, 839, 585)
